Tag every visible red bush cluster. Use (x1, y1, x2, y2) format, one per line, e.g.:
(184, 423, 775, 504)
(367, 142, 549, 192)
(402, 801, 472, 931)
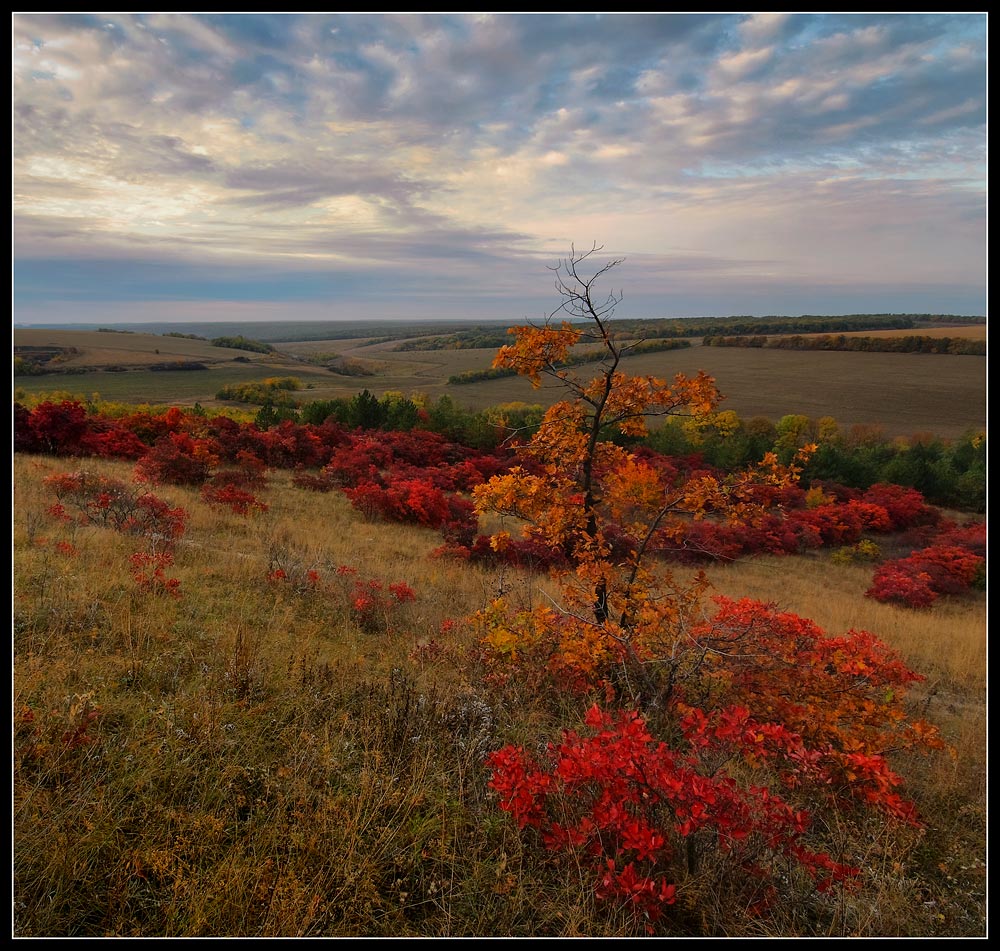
(134, 432, 222, 486)
(344, 479, 476, 542)
(488, 594, 944, 926)
(18, 401, 984, 617)
(868, 541, 985, 608)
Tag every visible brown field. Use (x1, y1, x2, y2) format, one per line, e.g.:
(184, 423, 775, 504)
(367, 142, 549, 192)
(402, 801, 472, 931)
(354, 341, 986, 442)
(14, 327, 987, 441)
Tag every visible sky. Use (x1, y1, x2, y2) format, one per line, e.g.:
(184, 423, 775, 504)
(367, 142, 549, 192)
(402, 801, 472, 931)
(12, 12, 988, 326)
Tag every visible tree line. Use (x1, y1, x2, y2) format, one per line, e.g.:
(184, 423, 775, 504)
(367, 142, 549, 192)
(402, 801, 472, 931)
(392, 313, 983, 353)
(705, 334, 986, 355)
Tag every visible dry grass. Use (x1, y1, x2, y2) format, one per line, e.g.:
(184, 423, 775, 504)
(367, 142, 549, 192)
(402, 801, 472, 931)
(13, 453, 986, 937)
(14, 454, 554, 937)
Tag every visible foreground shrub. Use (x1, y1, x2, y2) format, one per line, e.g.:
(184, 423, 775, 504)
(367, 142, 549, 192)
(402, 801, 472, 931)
(489, 703, 861, 933)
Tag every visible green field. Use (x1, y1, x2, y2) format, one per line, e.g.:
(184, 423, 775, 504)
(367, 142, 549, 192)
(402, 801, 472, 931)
(14, 326, 987, 440)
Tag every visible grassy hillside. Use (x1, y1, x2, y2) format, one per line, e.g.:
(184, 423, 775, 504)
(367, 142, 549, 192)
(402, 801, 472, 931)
(13, 449, 986, 937)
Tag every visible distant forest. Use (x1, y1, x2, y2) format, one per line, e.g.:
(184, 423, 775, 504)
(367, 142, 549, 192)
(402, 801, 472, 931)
(14, 313, 984, 347)
(705, 334, 986, 356)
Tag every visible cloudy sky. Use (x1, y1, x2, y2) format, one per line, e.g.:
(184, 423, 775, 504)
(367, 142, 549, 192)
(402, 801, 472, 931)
(12, 13, 988, 325)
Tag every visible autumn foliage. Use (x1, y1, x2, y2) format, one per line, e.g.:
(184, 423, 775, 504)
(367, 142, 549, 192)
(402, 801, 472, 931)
(472, 249, 949, 929)
(488, 701, 862, 932)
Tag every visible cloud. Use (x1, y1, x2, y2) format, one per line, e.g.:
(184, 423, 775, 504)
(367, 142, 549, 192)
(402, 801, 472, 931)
(12, 13, 987, 322)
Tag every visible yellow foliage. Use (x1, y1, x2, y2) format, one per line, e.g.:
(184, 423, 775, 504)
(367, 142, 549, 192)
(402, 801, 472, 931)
(805, 486, 834, 509)
(682, 409, 741, 444)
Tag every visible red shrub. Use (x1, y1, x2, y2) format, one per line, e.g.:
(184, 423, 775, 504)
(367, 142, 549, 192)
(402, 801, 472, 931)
(331, 568, 418, 634)
(789, 504, 864, 547)
(129, 550, 181, 598)
(323, 438, 393, 487)
(135, 433, 221, 486)
(43, 471, 188, 543)
(861, 484, 938, 530)
(79, 424, 149, 460)
(469, 533, 569, 571)
(866, 533, 985, 608)
(252, 421, 329, 469)
(656, 519, 747, 563)
(488, 703, 863, 933)
(843, 500, 892, 534)
(908, 545, 985, 595)
(24, 400, 90, 455)
(344, 478, 472, 534)
(934, 521, 986, 558)
(867, 565, 937, 608)
(379, 429, 451, 468)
